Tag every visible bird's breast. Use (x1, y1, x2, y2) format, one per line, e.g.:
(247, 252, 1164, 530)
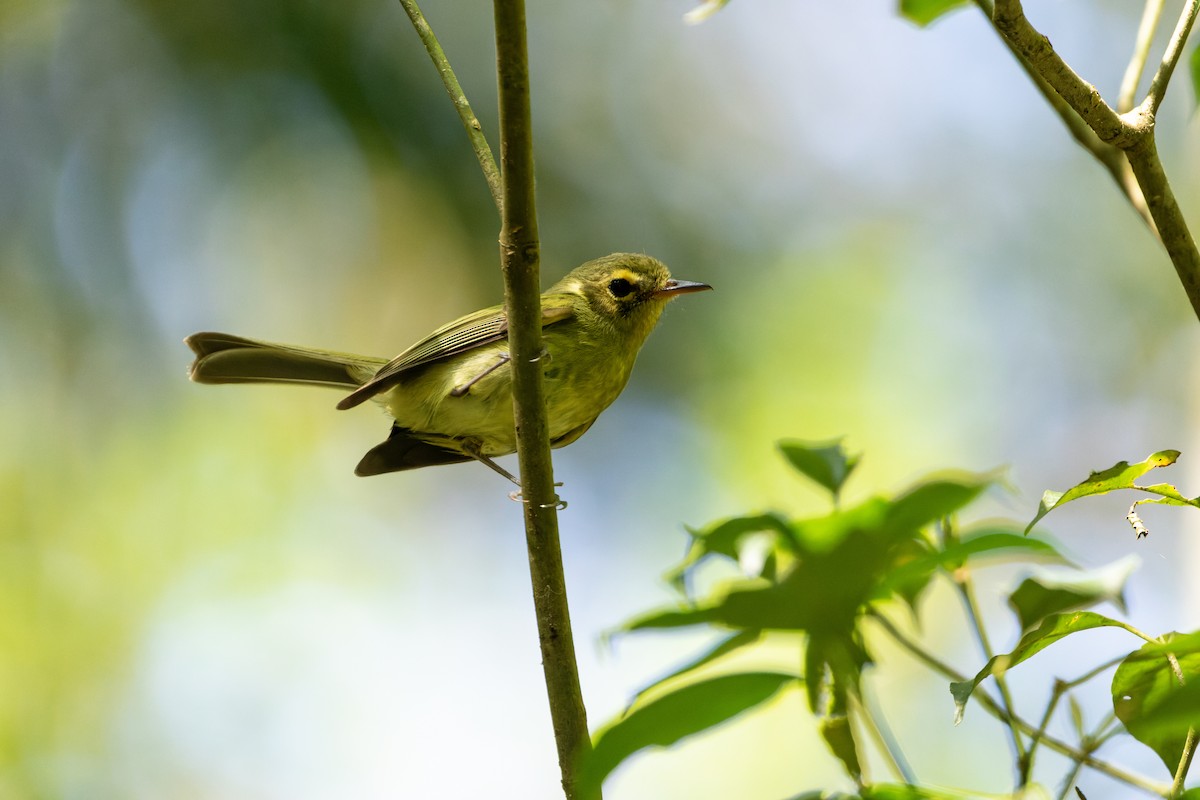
(380, 333, 635, 457)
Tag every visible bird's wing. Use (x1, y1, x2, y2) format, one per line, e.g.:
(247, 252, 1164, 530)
(336, 298, 575, 410)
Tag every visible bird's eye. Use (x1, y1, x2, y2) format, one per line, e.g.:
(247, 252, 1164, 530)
(608, 278, 635, 298)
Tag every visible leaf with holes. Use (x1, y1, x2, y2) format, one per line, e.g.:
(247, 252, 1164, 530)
(1026, 450, 1183, 533)
(1112, 635, 1200, 775)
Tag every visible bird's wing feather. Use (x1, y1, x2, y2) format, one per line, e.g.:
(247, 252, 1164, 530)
(336, 298, 575, 410)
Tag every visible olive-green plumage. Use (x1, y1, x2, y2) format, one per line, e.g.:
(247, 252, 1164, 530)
(185, 253, 711, 479)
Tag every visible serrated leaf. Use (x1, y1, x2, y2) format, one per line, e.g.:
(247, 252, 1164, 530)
(580, 671, 799, 794)
(1025, 450, 1183, 533)
(1007, 556, 1137, 632)
(952, 612, 1131, 722)
(632, 630, 762, 702)
(779, 438, 861, 500)
(899, 0, 971, 27)
(1112, 635, 1200, 775)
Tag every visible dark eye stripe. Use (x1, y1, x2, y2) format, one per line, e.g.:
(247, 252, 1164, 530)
(608, 278, 635, 298)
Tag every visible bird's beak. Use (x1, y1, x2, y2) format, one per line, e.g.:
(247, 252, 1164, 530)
(655, 279, 713, 298)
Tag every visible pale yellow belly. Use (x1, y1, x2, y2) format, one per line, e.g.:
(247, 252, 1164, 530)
(379, 334, 632, 457)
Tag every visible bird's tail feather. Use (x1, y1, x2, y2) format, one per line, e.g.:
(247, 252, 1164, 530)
(185, 332, 387, 389)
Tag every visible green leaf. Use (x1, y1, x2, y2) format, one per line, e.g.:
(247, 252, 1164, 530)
(951, 612, 1133, 722)
(1112, 634, 1200, 775)
(820, 712, 861, 782)
(884, 474, 991, 534)
(619, 604, 722, 634)
(779, 438, 861, 500)
(874, 527, 1067, 603)
(666, 512, 795, 592)
(1007, 556, 1137, 633)
(632, 630, 762, 702)
(580, 671, 799, 794)
(1025, 450, 1182, 533)
(899, 0, 971, 27)
(863, 784, 1028, 800)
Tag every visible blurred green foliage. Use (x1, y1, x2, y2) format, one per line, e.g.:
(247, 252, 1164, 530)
(2, 0, 1198, 797)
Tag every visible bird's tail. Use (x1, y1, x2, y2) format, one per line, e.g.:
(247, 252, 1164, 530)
(185, 332, 387, 389)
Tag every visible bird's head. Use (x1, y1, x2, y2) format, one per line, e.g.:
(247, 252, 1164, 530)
(551, 253, 712, 349)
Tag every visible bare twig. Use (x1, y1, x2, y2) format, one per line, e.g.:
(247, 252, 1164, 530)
(979, 0, 1200, 320)
(990, 0, 1128, 144)
(493, 2, 595, 798)
(1142, 0, 1200, 116)
(397, 0, 503, 212)
(1125, 133, 1200, 319)
(1118, 0, 1166, 113)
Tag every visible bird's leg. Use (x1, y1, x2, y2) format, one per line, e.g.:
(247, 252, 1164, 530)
(450, 353, 511, 398)
(461, 439, 521, 486)
(460, 439, 565, 499)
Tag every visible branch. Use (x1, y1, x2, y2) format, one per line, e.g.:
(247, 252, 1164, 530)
(1118, 0, 1166, 113)
(982, 0, 1200, 321)
(990, 0, 1129, 145)
(972, 1, 1155, 228)
(1142, 0, 1200, 116)
(397, 0, 503, 213)
(493, 2, 595, 798)
(1125, 133, 1200, 320)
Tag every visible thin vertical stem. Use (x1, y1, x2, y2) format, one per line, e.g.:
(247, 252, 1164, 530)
(493, 2, 595, 798)
(396, 0, 503, 213)
(953, 570, 1029, 780)
(1118, 0, 1166, 113)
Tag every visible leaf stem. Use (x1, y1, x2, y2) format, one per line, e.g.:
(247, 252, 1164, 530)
(951, 565, 1028, 778)
(396, 0, 504, 213)
(1172, 726, 1197, 797)
(868, 611, 1172, 796)
(852, 684, 916, 784)
(493, 1, 594, 798)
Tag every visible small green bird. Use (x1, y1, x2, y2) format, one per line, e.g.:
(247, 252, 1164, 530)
(186, 253, 711, 481)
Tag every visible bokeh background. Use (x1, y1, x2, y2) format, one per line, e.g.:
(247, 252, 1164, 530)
(2, 0, 1198, 797)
